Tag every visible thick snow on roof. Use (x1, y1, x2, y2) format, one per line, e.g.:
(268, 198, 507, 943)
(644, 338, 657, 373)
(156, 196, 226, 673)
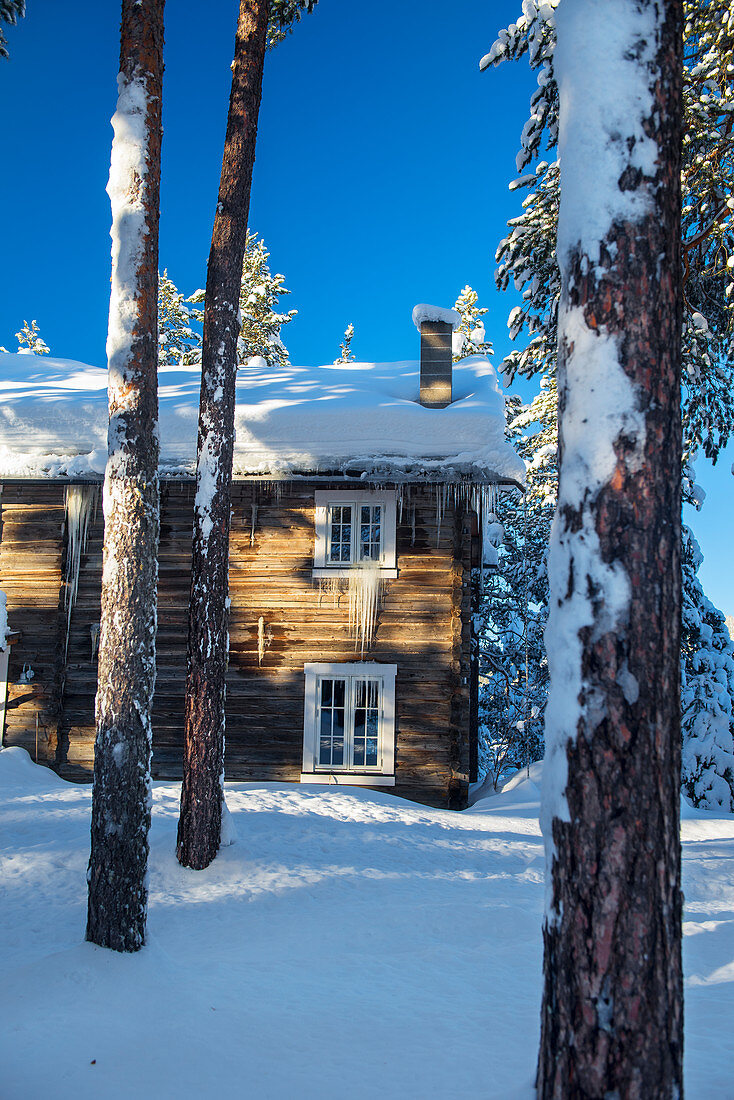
(0, 352, 524, 484)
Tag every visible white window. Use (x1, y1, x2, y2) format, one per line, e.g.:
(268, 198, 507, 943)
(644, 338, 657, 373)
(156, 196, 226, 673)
(301, 662, 397, 786)
(313, 490, 397, 578)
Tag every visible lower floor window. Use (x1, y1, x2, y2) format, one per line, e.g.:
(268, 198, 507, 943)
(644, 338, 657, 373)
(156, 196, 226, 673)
(302, 662, 397, 782)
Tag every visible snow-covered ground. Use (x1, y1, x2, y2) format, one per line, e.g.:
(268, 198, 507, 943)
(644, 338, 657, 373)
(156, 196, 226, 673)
(1, 748, 732, 1099)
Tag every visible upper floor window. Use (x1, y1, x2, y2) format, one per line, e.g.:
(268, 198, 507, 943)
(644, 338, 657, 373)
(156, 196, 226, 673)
(313, 490, 397, 578)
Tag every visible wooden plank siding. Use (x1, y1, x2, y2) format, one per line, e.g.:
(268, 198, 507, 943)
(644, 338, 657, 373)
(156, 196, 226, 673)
(0, 479, 477, 808)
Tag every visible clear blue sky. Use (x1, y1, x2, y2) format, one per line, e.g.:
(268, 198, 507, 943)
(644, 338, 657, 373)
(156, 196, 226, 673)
(1, 0, 731, 617)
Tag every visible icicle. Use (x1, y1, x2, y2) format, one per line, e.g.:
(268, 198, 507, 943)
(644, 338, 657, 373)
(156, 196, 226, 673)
(64, 484, 99, 658)
(411, 504, 416, 547)
(435, 482, 449, 547)
(250, 502, 258, 547)
(256, 615, 272, 664)
(348, 561, 382, 656)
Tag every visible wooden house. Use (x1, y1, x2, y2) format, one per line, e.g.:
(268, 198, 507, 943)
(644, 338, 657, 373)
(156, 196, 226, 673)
(0, 307, 523, 809)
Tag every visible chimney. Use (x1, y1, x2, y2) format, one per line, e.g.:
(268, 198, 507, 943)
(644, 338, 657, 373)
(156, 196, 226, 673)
(412, 304, 458, 408)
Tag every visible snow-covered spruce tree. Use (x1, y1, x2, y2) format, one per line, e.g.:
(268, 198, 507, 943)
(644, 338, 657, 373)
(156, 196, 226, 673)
(237, 230, 296, 364)
(334, 322, 355, 364)
(161, 236, 294, 370)
(484, 0, 734, 802)
(681, 502, 734, 810)
(86, 0, 163, 953)
(473, 492, 547, 788)
(0, 0, 24, 59)
(532, 1, 685, 1093)
(15, 319, 49, 355)
(189, 229, 296, 368)
(178, 0, 317, 872)
(158, 270, 203, 367)
(474, 405, 550, 787)
(451, 285, 493, 361)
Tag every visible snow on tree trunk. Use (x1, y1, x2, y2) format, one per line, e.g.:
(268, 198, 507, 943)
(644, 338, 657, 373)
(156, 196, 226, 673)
(85, 0, 163, 954)
(537, 2, 684, 1096)
(176, 0, 269, 871)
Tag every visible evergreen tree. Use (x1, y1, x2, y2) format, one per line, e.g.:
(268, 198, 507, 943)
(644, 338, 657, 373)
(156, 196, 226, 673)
(15, 319, 49, 355)
(160, 235, 294, 370)
(681, 519, 734, 810)
(0, 0, 24, 59)
(235, 229, 296, 365)
(86, 0, 163, 953)
(267, 0, 317, 47)
(482, 0, 734, 805)
(334, 322, 355, 364)
(451, 285, 493, 361)
(473, 485, 546, 788)
(158, 270, 203, 366)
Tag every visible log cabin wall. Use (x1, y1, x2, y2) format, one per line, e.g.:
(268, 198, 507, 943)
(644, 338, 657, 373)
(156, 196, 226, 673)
(0, 478, 476, 809)
(0, 482, 68, 769)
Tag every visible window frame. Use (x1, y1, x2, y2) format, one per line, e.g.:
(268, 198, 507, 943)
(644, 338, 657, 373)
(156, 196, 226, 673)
(313, 489, 398, 579)
(301, 661, 397, 786)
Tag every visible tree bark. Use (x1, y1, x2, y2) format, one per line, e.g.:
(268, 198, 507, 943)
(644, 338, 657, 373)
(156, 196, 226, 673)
(537, 2, 684, 1096)
(177, 0, 269, 870)
(86, 0, 164, 953)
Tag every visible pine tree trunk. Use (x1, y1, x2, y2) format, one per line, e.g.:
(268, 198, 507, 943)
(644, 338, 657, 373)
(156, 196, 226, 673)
(86, 0, 164, 953)
(537, 2, 684, 1096)
(177, 0, 269, 870)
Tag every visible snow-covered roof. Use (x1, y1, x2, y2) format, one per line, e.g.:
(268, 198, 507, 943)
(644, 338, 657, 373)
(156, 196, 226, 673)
(0, 352, 524, 485)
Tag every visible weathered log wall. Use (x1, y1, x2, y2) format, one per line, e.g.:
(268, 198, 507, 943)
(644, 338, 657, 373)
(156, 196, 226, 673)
(0, 479, 475, 808)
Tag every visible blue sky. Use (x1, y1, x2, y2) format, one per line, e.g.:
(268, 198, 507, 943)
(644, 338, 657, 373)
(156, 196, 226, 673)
(1, 0, 731, 616)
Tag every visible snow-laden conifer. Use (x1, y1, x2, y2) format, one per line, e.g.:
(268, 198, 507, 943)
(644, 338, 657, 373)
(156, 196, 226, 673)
(334, 322, 356, 364)
(681, 521, 734, 811)
(451, 286, 493, 361)
(160, 235, 295, 371)
(157, 271, 202, 367)
(15, 319, 49, 355)
(235, 230, 296, 365)
(0, 0, 24, 59)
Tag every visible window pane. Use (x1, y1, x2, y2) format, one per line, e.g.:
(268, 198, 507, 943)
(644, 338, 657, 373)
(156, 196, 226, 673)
(333, 679, 345, 707)
(366, 737, 378, 766)
(319, 709, 332, 765)
(359, 504, 382, 562)
(327, 505, 353, 564)
(321, 679, 332, 706)
(332, 704, 344, 765)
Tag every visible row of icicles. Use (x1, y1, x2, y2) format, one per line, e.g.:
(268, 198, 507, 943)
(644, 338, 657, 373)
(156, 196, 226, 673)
(63, 480, 508, 662)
